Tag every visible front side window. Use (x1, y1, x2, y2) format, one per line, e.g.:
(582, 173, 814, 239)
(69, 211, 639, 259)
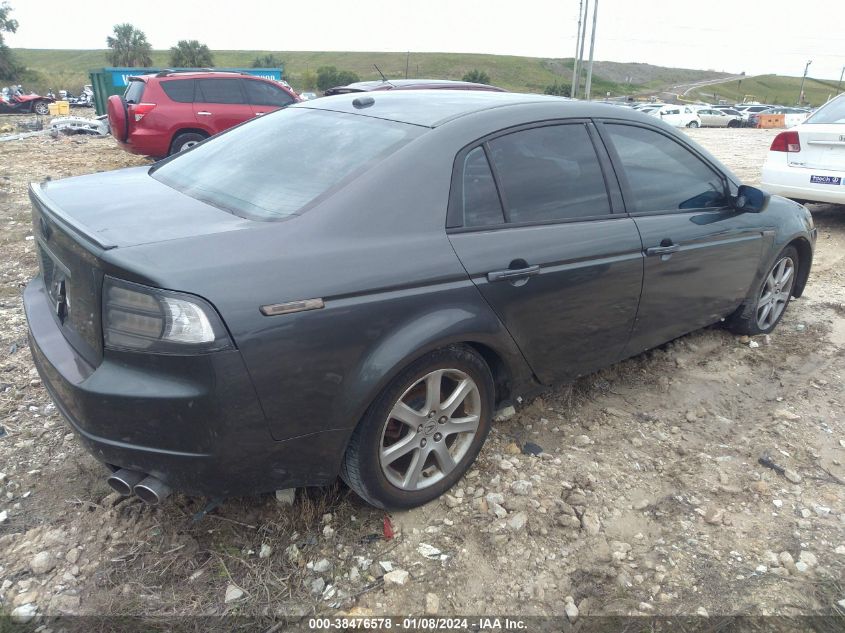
(486, 124, 611, 224)
(196, 79, 245, 104)
(244, 80, 295, 107)
(604, 124, 727, 212)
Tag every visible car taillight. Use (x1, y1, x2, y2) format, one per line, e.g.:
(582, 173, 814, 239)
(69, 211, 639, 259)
(770, 131, 801, 153)
(103, 277, 233, 354)
(130, 103, 156, 122)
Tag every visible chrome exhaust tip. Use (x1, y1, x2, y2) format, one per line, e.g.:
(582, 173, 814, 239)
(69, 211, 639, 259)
(133, 476, 172, 505)
(106, 469, 146, 496)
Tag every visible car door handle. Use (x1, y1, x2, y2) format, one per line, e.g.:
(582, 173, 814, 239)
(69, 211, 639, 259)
(254, 112, 266, 116)
(646, 244, 680, 257)
(487, 265, 540, 283)
(196, 111, 212, 116)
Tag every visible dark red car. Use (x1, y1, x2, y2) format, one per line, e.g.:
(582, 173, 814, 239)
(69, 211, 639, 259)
(107, 70, 299, 158)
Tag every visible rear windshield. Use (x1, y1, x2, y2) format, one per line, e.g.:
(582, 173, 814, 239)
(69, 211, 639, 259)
(124, 80, 146, 104)
(151, 108, 421, 220)
(805, 95, 845, 124)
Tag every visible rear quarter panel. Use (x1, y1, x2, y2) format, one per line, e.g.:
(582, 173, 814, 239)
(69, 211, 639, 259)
(106, 122, 537, 446)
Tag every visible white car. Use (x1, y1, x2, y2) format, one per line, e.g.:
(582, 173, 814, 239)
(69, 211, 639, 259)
(761, 93, 845, 205)
(697, 108, 743, 128)
(647, 104, 701, 128)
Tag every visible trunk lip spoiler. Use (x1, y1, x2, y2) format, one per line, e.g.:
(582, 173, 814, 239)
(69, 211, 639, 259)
(29, 182, 119, 251)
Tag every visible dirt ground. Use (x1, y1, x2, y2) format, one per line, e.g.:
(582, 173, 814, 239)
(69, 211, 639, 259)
(1, 114, 844, 630)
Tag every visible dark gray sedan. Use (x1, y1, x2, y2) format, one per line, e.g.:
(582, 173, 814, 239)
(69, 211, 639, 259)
(24, 91, 816, 509)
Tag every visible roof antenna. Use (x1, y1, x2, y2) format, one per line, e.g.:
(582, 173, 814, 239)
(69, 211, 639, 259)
(374, 64, 387, 82)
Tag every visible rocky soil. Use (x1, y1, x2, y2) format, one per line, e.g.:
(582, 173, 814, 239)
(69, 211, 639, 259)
(1, 120, 844, 629)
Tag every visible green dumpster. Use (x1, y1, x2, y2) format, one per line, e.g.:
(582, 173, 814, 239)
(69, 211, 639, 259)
(88, 66, 285, 116)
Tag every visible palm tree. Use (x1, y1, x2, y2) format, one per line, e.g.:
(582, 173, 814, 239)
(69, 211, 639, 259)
(106, 23, 153, 67)
(169, 40, 214, 68)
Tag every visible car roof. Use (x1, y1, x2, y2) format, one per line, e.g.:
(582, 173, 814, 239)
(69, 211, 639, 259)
(130, 71, 262, 82)
(294, 90, 575, 127)
(325, 78, 506, 95)
(291, 90, 682, 130)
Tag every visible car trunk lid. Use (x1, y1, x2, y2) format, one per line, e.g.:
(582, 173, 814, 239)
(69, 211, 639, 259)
(29, 167, 257, 366)
(789, 124, 845, 170)
(30, 186, 107, 367)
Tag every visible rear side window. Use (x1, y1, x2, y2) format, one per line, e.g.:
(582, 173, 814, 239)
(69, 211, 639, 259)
(604, 124, 727, 212)
(161, 79, 195, 103)
(124, 80, 145, 104)
(461, 147, 504, 227)
(487, 124, 611, 223)
(196, 79, 245, 104)
(244, 80, 295, 107)
(152, 108, 421, 220)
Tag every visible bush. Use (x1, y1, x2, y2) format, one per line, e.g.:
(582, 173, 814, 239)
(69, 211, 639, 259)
(462, 69, 490, 85)
(316, 66, 360, 92)
(252, 54, 283, 69)
(544, 82, 571, 97)
(299, 70, 317, 91)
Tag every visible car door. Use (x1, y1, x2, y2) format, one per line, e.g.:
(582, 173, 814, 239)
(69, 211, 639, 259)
(659, 107, 682, 127)
(243, 79, 296, 117)
(703, 109, 728, 127)
(597, 121, 764, 355)
(193, 78, 253, 134)
(447, 122, 644, 384)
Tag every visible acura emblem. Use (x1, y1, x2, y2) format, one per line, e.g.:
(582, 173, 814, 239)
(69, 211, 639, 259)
(54, 279, 67, 323)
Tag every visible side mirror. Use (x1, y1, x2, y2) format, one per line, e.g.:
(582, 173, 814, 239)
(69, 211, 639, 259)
(733, 185, 769, 213)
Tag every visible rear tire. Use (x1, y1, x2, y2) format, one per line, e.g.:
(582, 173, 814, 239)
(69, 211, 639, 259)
(33, 100, 50, 116)
(341, 346, 494, 509)
(169, 132, 207, 155)
(687, 120, 699, 128)
(727, 246, 799, 335)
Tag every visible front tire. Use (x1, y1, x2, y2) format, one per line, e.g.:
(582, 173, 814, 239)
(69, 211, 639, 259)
(687, 120, 699, 128)
(341, 346, 494, 509)
(33, 100, 50, 115)
(728, 246, 799, 335)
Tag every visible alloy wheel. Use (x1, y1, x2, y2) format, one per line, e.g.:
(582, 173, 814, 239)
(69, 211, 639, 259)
(756, 256, 795, 330)
(379, 368, 481, 491)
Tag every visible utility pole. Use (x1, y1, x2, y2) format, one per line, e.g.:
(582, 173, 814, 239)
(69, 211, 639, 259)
(797, 59, 812, 105)
(584, 0, 599, 100)
(838, 65, 845, 95)
(575, 0, 590, 98)
(405, 51, 410, 79)
(571, 0, 584, 98)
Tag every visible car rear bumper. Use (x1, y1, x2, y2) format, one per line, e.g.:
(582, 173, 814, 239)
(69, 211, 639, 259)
(24, 275, 347, 498)
(116, 131, 171, 158)
(761, 157, 845, 205)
